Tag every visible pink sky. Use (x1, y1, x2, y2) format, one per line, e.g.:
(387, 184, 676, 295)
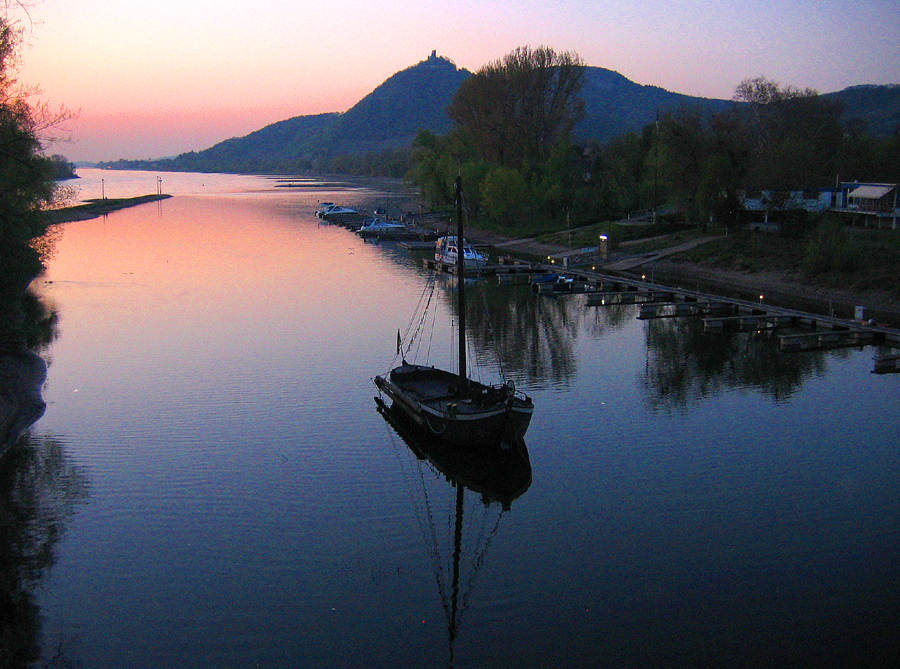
(15, 0, 900, 163)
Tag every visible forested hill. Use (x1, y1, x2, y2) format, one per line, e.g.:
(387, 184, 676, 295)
(577, 68, 732, 142)
(822, 84, 900, 137)
(100, 54, 900, 175)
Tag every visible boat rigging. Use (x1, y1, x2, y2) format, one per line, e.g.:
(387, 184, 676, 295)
(374, 177, 534, 448)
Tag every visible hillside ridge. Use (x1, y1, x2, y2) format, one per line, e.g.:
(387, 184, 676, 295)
(99, 53, 900, 173)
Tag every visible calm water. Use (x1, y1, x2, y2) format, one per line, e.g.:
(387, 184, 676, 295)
(7, 169, 900, 667)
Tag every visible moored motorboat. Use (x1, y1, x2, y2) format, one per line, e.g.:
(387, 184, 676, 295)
(357, 217, 407, 238)
(435, 235, 488, 270)
(316, 202, 359, 222)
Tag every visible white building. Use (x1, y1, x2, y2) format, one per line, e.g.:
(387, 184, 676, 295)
(741, 183, 898, 230)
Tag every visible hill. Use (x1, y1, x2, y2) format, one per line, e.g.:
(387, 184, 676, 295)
(576, 67, 732, 142)
(823, 84, 900, 136)
(100, 54, 900, 174)
(323, 51, 470, 155)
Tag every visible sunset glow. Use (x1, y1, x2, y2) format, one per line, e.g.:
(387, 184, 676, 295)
(14, 0, 900, 162)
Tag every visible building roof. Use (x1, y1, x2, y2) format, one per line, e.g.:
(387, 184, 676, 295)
(848, 184, 894, 200)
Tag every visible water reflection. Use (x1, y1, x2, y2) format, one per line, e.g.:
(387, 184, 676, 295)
(428, 260, 849, 408)
(376, 399, 531, 666)
(438, 279, 630, 388)
(0, 434, 89, 667)
(1, 245, 59, 454)
(642, 316, 832, 409)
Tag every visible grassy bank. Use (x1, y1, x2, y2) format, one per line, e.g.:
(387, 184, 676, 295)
(678, 225, 900, 298)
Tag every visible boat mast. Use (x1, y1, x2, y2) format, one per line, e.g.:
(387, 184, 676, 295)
(455, 176, 467, 384)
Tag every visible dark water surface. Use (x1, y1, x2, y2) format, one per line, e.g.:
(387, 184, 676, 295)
(8, 170, 900, 667)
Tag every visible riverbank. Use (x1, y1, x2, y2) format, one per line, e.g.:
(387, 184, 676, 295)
(648, 260, 900, 327)
(45, 193, 172, 224)
(436, 220, 900, 328)
(0, 348, 46, 458)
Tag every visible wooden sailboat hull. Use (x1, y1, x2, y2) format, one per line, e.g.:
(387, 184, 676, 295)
(374, 364, 533, 447)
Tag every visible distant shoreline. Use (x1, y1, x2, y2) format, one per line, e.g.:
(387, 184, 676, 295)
(45, 193, 172, 225)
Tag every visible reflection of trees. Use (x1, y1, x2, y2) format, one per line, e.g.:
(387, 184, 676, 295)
(642, 317, 829, 410)
(0, 225, 59, 353)
(449, 281, 631, 387)
(1, 250, 59, 453)
(1, 434, 89, 668)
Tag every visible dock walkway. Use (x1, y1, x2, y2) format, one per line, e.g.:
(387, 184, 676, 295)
(531, 267, 900, 357)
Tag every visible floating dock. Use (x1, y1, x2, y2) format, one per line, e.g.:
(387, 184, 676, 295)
(422, 258, 549, 277)
(528, 266, 900, 370)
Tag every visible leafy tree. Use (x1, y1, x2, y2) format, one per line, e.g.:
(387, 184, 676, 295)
(0, 6, 73, 349)
(448, 46, 585, 169)
(480, 165, 530, 226)
(48, 153, 76, 179)
(587, 132, 650, 217)
(733, 76, 844, 189)
(0, 11, 71, 248)
(656, 107, 709, 220)
(408, 129, 455, 208)
(697, 154, 742, 232)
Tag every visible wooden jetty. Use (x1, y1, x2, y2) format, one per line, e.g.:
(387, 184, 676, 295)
(359, 226, 437, 242)
(422, 257, 548, 278)
(375, 216, 900, 370)
(873, 353, 900, 374)
(527, 266, 900, 365)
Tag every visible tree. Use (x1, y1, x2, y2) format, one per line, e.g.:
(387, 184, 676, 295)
(733, 76, 844, 189)
(448, 46, 586, 169)
(656, 107, 709, 220)
(480, 165, 530, 226)
(48, 154, 76, 180)
(0, 6, 73, 349)
(0, 12, 71, 247)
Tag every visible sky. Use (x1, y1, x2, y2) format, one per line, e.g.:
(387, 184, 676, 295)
(12, 0, 900, 163)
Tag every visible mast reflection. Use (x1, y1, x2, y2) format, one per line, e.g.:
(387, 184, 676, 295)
(376, 398, 531, 665)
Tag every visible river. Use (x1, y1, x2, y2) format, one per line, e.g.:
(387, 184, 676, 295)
(4, 169, 900, 667)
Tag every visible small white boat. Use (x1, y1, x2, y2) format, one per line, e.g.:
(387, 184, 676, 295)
(316, 202, 358, 220)
(435, 235, 487, 270)
(357, 217, 407, 237)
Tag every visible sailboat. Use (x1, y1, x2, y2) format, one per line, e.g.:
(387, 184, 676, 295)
(374, 177, 534, 447)
(376, 397, 531, 664)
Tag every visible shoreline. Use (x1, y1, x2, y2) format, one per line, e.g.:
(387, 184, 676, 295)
(431, 220, 900, 328)
(647, 260, 900, 328)
(45, 193, 172, 225)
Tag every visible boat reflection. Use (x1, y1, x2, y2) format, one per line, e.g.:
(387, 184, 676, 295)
(376, 397, 532, 509)
(376, 398, 531, 665)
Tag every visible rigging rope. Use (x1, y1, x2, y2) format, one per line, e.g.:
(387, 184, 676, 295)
(385, 267, 439, 372)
